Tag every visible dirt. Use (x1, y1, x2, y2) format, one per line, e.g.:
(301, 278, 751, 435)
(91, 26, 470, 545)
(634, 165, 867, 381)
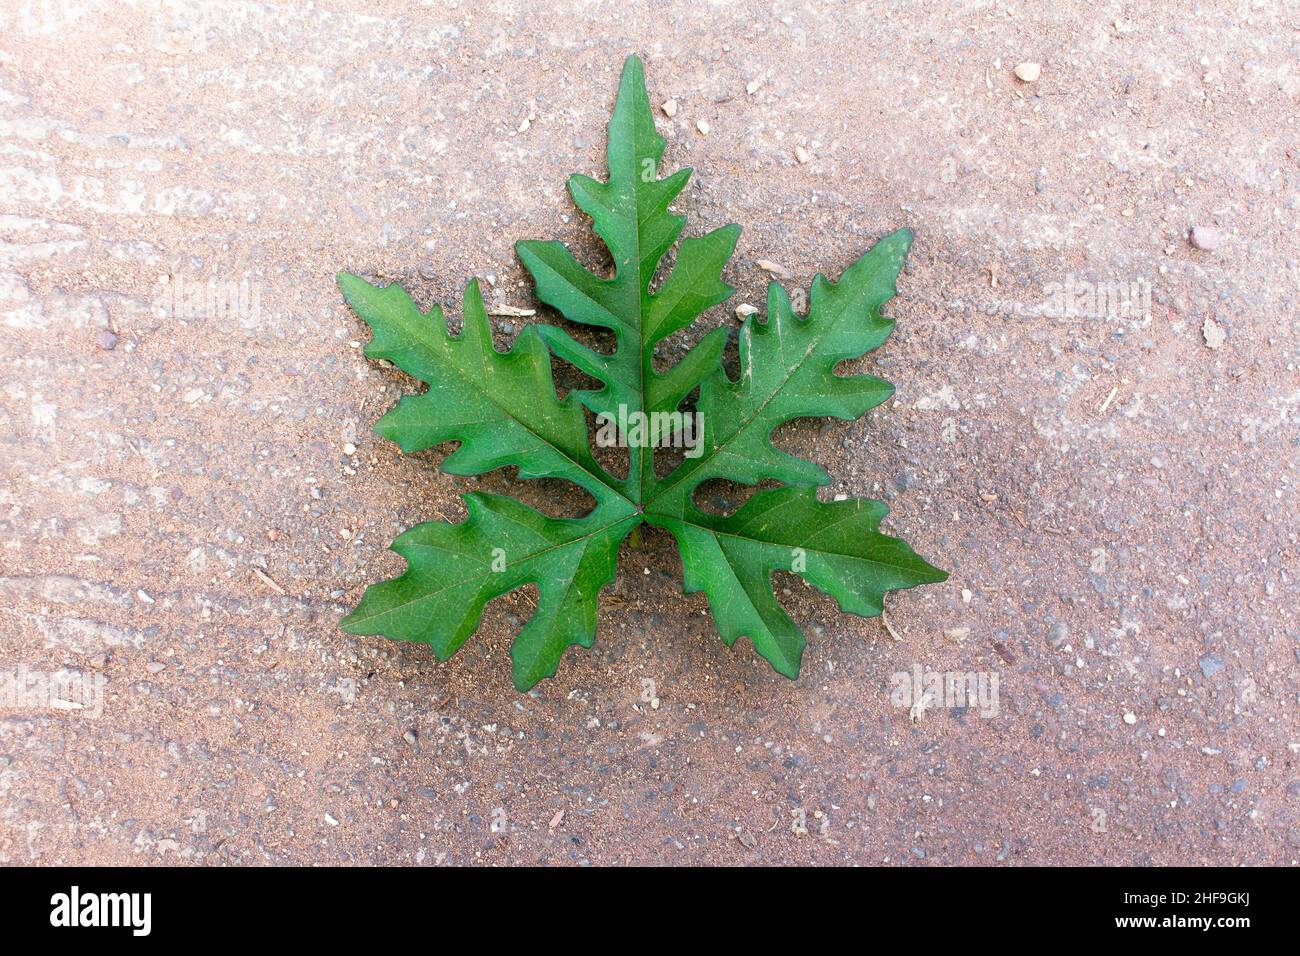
(0, 2, 1297, 865)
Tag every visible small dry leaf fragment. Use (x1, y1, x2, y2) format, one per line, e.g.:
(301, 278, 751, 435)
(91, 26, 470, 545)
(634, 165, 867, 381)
(253, 567, 286, 595)
(755, 258, 792, 280)
(486, 304, 536, 317)
(1098, 386, 1118, 414)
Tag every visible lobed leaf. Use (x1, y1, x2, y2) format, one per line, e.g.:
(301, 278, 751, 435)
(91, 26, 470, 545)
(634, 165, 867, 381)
(341, 493, 638, 691)
(647, 488, 947, 678)
(337, 272, 626, 512)
(644, 229, 913, 515)
(339, 55, 946, 688)
(516, 56, 739, 500)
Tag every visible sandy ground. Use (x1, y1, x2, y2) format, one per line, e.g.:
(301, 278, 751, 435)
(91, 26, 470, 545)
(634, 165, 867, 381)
(0, 0, 1297, 866)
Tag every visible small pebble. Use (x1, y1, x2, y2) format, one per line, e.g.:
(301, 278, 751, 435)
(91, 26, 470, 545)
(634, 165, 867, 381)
(696, 119, 710, 135)
(1014, 62, 1041, 82)
(1199, 653, 1224, 678)
(745, 77, 764, 95)
(343, 443, 357, 456)
(1202, 318, 1226, 350)
(734, 303, 759, 319)
(1189, 225, 1220, 251)
(146, 661, 166, 674)
(661, 98, 677, 118)
(1123, 711, 1137, 725)
(403, 729, 418, 745)
(97, 329, 118, 350)
(794, 145, 812, 164)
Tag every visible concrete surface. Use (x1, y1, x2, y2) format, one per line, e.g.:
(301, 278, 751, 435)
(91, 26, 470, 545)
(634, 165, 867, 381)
(0, 0, 1297, 865)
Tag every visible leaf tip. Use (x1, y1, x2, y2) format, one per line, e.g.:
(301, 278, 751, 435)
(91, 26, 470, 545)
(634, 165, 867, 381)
(619, 52, 645, 80)
(766, 640, 804, 680)
(335, 270, 369, 301)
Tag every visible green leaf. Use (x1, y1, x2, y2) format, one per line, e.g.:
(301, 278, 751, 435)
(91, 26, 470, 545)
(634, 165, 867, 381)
(644, 228, 913, 514)
(336, 273, 626, 512)
(647, 488, 947, 678)
(341, 493, 638, 691)
(339, 54, 946, 689)
(517, 55, 740, 501)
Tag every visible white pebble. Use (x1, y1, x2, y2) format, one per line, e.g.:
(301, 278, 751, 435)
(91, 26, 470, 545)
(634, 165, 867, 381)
(1202, 319, 1226, 350)
(1189, 225, 1220, 251)
(696, 119, 710, 135)
(1014, 62, 1041, 82)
